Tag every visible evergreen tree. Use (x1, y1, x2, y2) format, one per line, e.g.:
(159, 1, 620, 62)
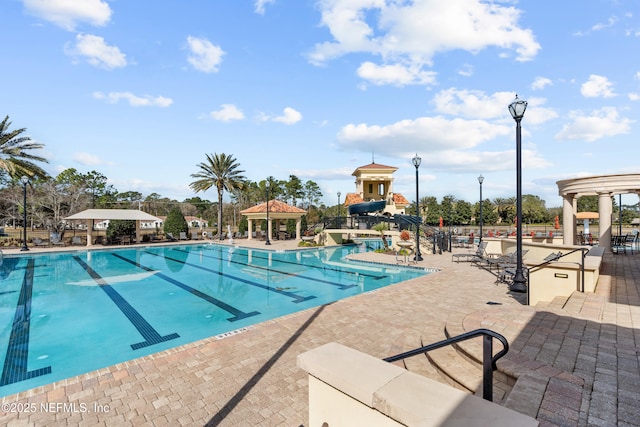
(164, 207, 188, 237)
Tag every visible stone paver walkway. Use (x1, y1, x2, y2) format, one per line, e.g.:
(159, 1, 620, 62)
(0, 240, 638, 426)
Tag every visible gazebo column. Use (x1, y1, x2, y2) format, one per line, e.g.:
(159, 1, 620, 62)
(562, 194, 576, 246)
(598, 192, 613, 251)
(135, 220, 141, 243)
(86, 219, 94, 247)
(247, 219, 253, 240)
(296, 218, 301, 240)
(267, 219, 273, 242)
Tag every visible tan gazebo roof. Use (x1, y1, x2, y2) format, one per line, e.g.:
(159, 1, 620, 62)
(576, 212, 599, 220)
(240, 200, 306, 215)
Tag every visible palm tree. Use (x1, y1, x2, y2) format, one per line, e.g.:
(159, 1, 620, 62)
(0, 115, 49, 180)
(190, 153, 245, 240)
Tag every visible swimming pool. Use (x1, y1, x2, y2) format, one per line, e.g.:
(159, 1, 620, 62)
(0, 243, 428, 397)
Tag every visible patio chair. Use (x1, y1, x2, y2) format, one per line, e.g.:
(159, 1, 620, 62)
(50, 233, 66, 246)
(71, 236, 83, 246)
(451, 241, 487, 263)
(179, 232, 188, 240)
(191, 231, 200, 240)
(619, 234, 637, 255)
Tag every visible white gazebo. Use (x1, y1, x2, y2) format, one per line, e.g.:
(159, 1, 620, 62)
(64, 209, 163, 246)
(557, 173, 640, 251)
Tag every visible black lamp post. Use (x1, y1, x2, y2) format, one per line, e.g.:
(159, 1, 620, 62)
(478, 174, 484, 244)
(20, 176, 29, 251)
(337, 191, 341, 229)
(508, 95, 528, 293)
(412, 154, 423, 261)
(618, 194, 622, 237)
(265, 182, 271, 245)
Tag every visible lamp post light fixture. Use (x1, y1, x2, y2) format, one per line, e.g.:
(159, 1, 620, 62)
(20, 176, 30, 251)
(265, 181, 271, 246)
(412, 154, 423, 261)
(508, 94, 528, 293)
(337, 191, 341, 229)
(477, 174, 484, 244)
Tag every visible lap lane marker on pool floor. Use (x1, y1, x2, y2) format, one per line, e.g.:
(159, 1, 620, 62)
(0, 259, 52, 387)
(111, 253, 260, 322)
(144, 250, 318, 303)
(73, 256, 180, 350)
(174, 247, 363, 290)
(219, 248, 388, 281)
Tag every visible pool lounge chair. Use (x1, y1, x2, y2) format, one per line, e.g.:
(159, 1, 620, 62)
(166, 233, 177, 241)
(33, 237, 49, 247)
(452, 241, 487, 263)
(481, 248, 529, 272)
(179, 232, 188, 240)
(71, 236, 83, 246)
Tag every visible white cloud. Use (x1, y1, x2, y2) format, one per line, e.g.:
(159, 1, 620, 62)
(555, 107, 633, 142)
(255, 0, 275, 15)
(433, 89, 512, 120)
(335, 114, 550, 171)
(210, 104, 245, 121)
(23, 0, 112, 31)
(93, 91, 173, 107)
(186, 36, 225, 73)
(356, 62, 437, 86)
(629, 93, 640, 101)
(457, 64, 473, 77)
(430, 88, 557, 125)
(337, 116, 509, 154)
(581, 74, 616, 98)
(591, 16, 618, 32)
(64, 34, 127, 69)
(273, 107, 302, 124)
(259, 107, 302, 124)
(73, 152, 105, 166)
(308, 0, 540, 86)
(531, 77, 552, 90)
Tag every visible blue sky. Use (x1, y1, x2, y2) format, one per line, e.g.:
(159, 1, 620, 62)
(3, 0, 640, 209)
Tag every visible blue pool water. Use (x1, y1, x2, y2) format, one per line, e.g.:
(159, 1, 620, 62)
(0, 242, 428, 397)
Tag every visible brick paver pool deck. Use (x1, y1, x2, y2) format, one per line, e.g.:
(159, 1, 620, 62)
(1, 239, 638, 426)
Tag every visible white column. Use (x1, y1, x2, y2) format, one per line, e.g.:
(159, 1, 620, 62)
(247, 219, 253, 240)
(135, 220, 141, 243)
(598, 192, 612, 251)
(86, 219, 94, 246)
(562, 194, 576, 245)
(296, 218, 301, 240)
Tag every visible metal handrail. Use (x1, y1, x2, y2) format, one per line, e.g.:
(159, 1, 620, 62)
(383, 328, 509, 402)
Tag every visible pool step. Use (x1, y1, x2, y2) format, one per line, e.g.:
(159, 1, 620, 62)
(424, 313, 513, 403)
(385, 329, 447, 384)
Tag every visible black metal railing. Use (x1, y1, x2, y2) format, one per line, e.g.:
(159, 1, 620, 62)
(527, 247, 589, 298)
(383, 328, 509, 402)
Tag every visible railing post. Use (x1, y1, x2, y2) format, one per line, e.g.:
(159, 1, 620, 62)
(482, 334, 493, 401)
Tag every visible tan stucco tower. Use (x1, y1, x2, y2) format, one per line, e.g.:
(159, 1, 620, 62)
(345, 162, 410, 216)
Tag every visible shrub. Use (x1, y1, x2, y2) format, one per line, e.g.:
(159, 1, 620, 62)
(107, 220, 135, 243)
(164, 207, 189, 237)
